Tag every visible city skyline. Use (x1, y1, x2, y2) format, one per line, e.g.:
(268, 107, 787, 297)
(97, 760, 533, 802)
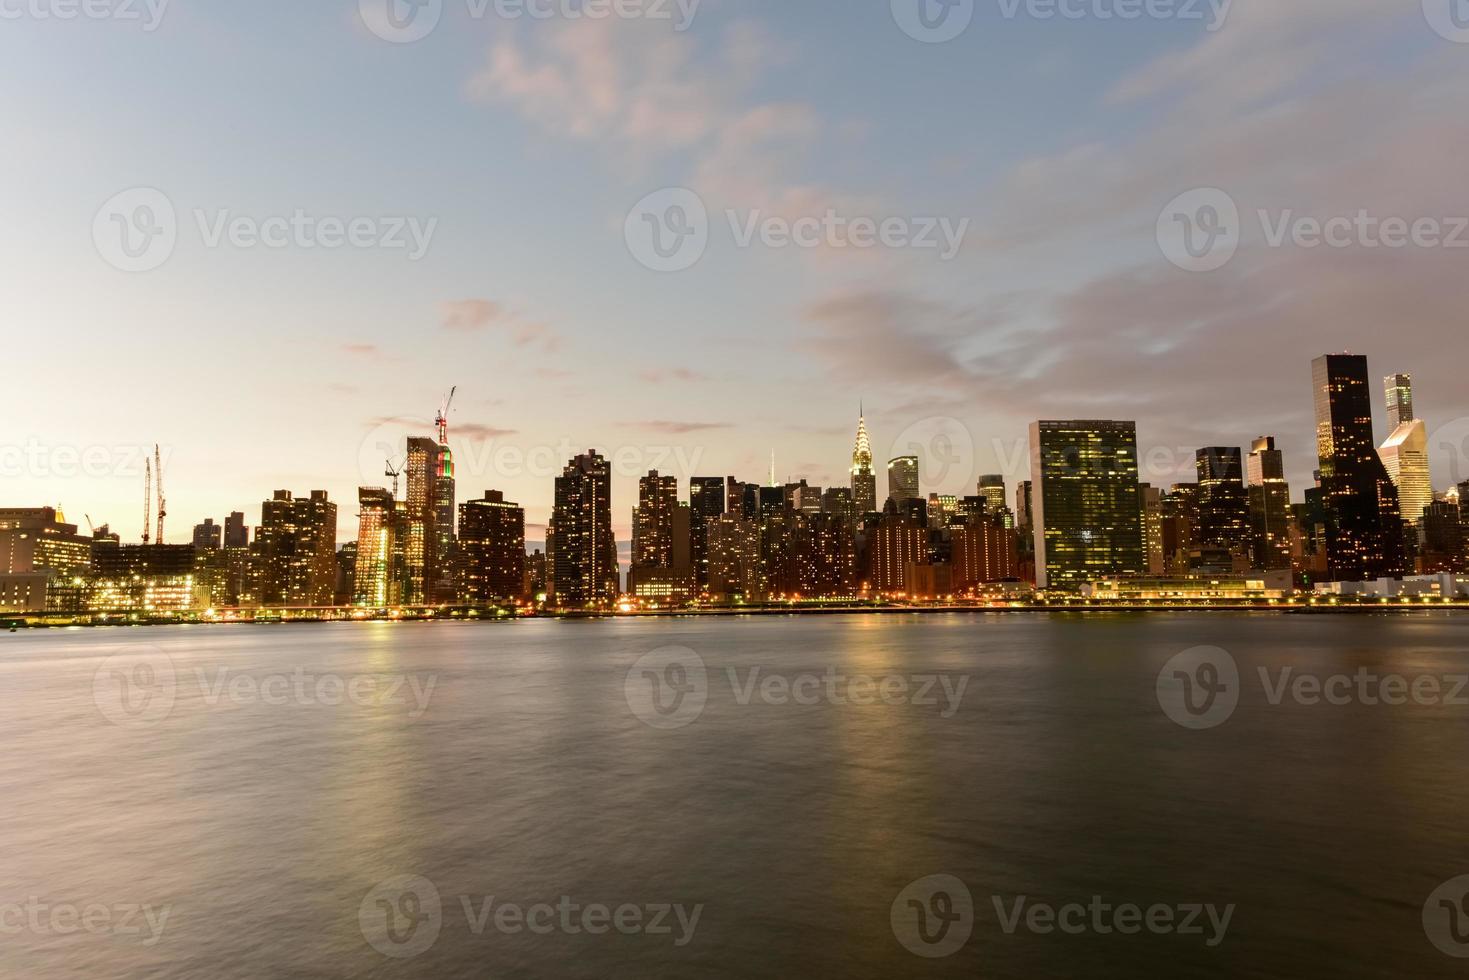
(8, 353, 1465, 558)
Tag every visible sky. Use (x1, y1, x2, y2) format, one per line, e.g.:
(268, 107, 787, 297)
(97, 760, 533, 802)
(2, 0, 1467, 550)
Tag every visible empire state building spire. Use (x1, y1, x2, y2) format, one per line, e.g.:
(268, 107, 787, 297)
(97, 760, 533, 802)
(850, 405, 877, 516)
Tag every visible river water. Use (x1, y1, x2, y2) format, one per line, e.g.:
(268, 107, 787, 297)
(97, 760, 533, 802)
(3, 613, 1469, 978)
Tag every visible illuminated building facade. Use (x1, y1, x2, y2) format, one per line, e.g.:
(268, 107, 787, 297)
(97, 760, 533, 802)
(630, 472, 692, 602)
(949, 516, 1017, 590)
(706, 513, 760, 600)
(871, 507, 929, 594)
(1246, 436, 1293, 571)
(88, 544, 200, 612)
(456, 490, 525, 605)
(1195, 447, 1250, 555)
(851, 411, 878, 516)
(689, 477, 727, 592)
(1312, 354, 1407, 580)
(1378, 373, 1432, 527)
(793, 512, 856, 597)
(353, 487, 396, 607)
(252, 490, 338, 606)
(1030, 420, 1144, 591)
(550, 451, 618, 607)
(403, 437, 441, 604)
(886, 456, 919, 506)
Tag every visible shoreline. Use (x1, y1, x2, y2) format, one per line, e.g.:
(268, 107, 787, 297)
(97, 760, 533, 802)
(6, 601, 1469, 629)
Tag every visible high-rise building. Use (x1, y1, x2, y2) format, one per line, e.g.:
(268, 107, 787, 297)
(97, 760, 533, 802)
(353, 487, 397, 607)
(403, 437, 442, 604)
(223, 511, 249, 549)
(192, 518, 222, 550)
(887, 456, 920, 507)
(1312, 354, 1407, 580)
(978, 475, 1006, 514)
(432, 432, 457, 603)
(1030, 420, 1144, 591)
(456, 490, 525, 605)
(821, 486, 856, 528)
(1139, 484, 1165, 574)
(1378, 373, 1432, 527)
(949, 513, 1018, 590)
(851, 410, 878, 516)
(550, 451, 618, 607)
(88, 544, 200, 612)
(1246, 437, 1293, 571)
(1160, 484, 1199, 575)
(706, 513, 760, 600)
(870, 505, 929, 594)
(253, 490, 337, 606)
(1195, 447, 1250, 554)
(792, 512, 856, 598)
(689, 477, 727, 593)
(630, 471, 691, 601)
(1420, 500, 1464, 573)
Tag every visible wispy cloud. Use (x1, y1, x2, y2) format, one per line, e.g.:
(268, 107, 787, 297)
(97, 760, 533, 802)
(439, 299, 560, 351)
(621, 420, 733, 434)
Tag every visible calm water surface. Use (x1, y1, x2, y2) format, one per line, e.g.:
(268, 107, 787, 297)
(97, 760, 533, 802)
(3, 613, 1469, 978)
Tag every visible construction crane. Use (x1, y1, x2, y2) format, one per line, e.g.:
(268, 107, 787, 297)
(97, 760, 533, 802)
(154, 444, 166, 545)
(84, 514, 96, 535)
(385, 457, 404, 499)
(435, 386, 457, 446)
(142, 456, 152, 544)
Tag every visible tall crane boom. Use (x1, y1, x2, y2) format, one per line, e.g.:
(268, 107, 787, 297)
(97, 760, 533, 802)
(143, 457, 152, 544)
(436, 385, 457, 446)
(154, 444, 166, 545)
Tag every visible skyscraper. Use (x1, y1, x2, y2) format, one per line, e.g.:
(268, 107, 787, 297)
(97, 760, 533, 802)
(223, 511, 249, 549)
(1312, 354, 1407, 580)
(456, 490, 525, 605)
(253, 490, 337, 606)
(192, 518, 222, 550)
(404, 437, 442, 604)
(851, 410, 878, 515)
(1246, 437, 1293, 571)
(689, 477, 727, 592)
(550, 451, 618, 607)
(630, 471, 691, 600)
(1379, 373, 1432, 527)
(1195, 447, 1250, 557)
(978, 475, 1006, 516)
(792, 511, 856, 598)
(353, 487, 396, 607)
(1030, 420, 1144, 590)
(432, 433, 456, 603)
(886, 455, 919, 506)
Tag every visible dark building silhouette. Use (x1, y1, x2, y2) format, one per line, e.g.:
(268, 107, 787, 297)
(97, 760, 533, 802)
(1312, 354, 1407, 580)
(550, 451, 618, 607)
(456, 491, 525, 605)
